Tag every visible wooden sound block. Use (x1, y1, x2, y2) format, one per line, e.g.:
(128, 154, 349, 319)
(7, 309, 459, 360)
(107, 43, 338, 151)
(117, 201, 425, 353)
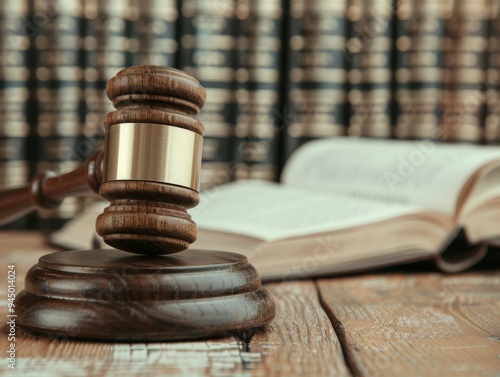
(16, 249, 276, 341)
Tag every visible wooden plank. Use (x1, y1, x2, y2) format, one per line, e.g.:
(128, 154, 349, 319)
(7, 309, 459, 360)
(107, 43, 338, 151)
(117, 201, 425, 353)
(0, 231, 351, 376)
(0, 231, 60, 314)
(317, 272, 500, 377)
(244, 281, 351, 377)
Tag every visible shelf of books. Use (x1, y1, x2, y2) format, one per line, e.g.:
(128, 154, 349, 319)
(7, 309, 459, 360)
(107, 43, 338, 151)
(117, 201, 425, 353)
(0, 0, 499, 230)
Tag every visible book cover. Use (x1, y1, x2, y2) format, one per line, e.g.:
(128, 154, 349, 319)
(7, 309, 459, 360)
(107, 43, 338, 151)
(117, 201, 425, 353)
(440, 0, 489, 142)
(233, 0, 283, 181)
(393, 0, 451, 140)
(282, 0, 349, 163)
(128, 0, 178, 68)
(0, 0, 32, 229)
(346, 0, 394, 138)
(79, 0, 105, 162)
(32, 0, 84, 229)
(483, 0, 500, 144)
(178, 0, 237, 190)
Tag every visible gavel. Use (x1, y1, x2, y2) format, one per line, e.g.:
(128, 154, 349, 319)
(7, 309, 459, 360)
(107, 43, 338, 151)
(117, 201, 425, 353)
(1, 65, 203, 255)
(0, 66, 275, 341)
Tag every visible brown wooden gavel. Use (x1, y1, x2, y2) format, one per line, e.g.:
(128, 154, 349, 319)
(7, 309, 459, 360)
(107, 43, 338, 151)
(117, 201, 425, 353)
(0, 65, 206, 256)
(0, 151, 103, 227)
(3, 66, 276, 341)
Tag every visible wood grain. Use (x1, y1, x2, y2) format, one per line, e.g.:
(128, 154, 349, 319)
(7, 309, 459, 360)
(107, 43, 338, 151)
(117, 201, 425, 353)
(16, 248, 275, 341)
(96, 181, 200, 255)
(318, 273, 500, 377)
(3, 232, 498, 376)
(105, 65, 206, 135)
(0, 232, 350, 376)
(246, 281, 351, 377)
(0, 283, 349, 377)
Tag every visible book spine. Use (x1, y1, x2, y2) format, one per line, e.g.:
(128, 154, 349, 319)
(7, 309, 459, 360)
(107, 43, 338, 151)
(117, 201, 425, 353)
(283, 0, 349, 162)
(394, 1, 451, 140)
(0, 0, 32, 228)
(33, 0, 84, 229)
(95, 1, 129, 87)
(178, 0, 237, 190)
(129, 0, 178, 67)
(483, 1, 500, 144)
(94, 1, 130, 135)
(75, 1, 130, 217)
(233, 0, 283, 181)
(80, 0, 104, 162)
(346, 0, 394, 138)
(440, 0, 490, 142)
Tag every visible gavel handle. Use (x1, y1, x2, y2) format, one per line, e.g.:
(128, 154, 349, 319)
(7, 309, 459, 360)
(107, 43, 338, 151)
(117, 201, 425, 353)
(0, 151, 103, 226)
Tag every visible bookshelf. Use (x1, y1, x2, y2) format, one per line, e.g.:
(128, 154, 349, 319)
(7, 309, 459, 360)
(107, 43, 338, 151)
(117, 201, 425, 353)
(0, 0, 498, 229)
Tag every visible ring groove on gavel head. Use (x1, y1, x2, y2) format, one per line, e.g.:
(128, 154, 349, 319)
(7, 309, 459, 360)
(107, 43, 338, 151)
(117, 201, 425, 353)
(96, 66, 206, 255)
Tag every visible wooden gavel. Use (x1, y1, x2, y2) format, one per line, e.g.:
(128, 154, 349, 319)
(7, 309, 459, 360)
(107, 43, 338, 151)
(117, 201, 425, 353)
(0, 66, 275, 341)
(0, 65, 205, 255)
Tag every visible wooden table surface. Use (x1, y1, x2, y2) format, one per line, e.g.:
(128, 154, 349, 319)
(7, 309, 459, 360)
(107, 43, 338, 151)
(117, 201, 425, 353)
(0, 231, 499, 377)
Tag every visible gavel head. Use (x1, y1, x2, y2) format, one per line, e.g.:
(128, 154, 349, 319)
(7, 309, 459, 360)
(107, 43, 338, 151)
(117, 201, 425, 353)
(95, 66, 206, 255)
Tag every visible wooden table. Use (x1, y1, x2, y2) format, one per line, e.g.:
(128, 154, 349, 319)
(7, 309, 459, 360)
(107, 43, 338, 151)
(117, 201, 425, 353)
(0, 231, 499, 376)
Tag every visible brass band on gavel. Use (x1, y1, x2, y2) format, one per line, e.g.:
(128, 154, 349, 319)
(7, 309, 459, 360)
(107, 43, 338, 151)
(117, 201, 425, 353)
(103, 123, 203, 191)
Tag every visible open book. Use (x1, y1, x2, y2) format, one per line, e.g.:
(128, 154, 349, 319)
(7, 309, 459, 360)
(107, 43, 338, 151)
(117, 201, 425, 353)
(189, 138, 500, 279)
(52, 138, 500, 281)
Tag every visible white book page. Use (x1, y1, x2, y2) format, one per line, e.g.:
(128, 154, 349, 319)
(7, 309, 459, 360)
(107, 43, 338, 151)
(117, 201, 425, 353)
(191, 181, 430, 242)
(282, 138, 500, 217)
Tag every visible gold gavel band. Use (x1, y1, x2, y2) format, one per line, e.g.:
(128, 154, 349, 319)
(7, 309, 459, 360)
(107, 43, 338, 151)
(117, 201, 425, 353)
(103, 123, 202, 192)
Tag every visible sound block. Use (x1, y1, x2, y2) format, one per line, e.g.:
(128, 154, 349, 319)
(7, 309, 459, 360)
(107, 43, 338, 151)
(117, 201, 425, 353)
(16, 249, 276, 341)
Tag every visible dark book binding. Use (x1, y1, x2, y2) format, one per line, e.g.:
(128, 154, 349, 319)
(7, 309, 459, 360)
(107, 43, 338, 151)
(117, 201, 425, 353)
(178, 0, 237, 190)
(0, 0, 32, 228)
(32, 1, 85, 229)
(394, 1, 450, 140)
(346, 0, 394, 138)
(233, 0, 283, 181)
(483, 1, 499, 144)
(440, 1, 489, 143)
(282, 0, 349, 163)
(79, 0, 105, 162)
(128, 0, 178, 67)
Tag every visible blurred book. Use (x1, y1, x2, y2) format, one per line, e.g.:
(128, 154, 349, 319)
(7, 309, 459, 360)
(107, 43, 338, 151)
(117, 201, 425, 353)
(51, 137, 500, 280)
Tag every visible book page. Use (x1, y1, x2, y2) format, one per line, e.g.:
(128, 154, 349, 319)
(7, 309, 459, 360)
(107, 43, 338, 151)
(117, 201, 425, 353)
(50, 201, 106, 250)
(282, 138, 500, 216)
(191, 181, 434, 242)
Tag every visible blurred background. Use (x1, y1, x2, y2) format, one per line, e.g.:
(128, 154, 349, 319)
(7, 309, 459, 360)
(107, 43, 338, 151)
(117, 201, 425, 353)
(0, 0, 498, 230)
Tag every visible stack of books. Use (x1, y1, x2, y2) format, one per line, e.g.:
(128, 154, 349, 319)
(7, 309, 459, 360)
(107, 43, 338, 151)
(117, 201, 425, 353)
(0, 0, 498, 229)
